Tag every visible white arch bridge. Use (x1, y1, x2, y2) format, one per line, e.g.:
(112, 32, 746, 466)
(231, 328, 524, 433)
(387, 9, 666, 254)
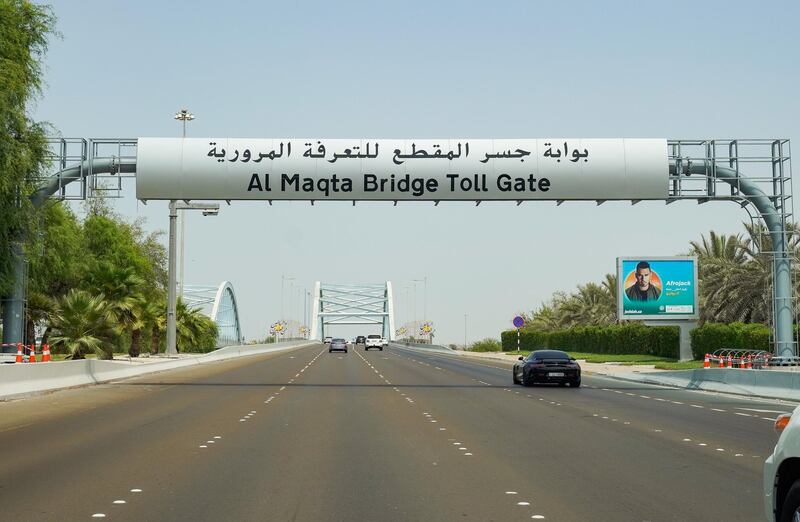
(182, 281, 243, 347)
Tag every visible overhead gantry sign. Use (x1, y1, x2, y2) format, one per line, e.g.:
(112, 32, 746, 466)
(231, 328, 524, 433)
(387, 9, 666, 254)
(135, 138, 667, 201)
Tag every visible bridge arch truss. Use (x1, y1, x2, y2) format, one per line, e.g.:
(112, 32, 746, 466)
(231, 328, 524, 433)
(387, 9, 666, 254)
(310, 282, 395, 341)
(183, 281, 243, 347)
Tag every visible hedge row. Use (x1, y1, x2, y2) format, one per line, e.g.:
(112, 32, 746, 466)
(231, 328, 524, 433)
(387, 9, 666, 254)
(502, 322, 773, 361)
(689, 322, 770, 359)
(501, 324, 680, 358)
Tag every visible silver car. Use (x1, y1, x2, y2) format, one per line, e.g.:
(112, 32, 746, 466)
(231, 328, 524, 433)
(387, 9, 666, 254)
(329, 338, 348, 353)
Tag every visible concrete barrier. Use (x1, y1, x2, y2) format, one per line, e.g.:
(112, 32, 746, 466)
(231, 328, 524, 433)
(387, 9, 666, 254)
(389, 341, 455, 353)
(0, 340, 317, 400)
(610, 368, 800, 401)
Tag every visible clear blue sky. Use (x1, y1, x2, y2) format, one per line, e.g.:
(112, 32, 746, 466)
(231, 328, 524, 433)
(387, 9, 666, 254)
(35, 0, 800, 344)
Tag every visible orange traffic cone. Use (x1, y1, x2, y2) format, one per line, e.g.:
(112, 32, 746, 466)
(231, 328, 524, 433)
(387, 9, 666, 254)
(28, 344, 36, 363)
(726, 355, 733, 368)
(746, 355, 752, 369)
(15, 343, 23, 363)
(42, 344, 51, 363)
(718, 356, 724, 368)
(703, 354, 710, 369)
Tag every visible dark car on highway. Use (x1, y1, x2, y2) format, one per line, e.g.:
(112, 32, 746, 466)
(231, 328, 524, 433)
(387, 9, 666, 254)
(355, 335, 366, 345)
(513, 350, 581, 387)
(329, 338, 348, 353)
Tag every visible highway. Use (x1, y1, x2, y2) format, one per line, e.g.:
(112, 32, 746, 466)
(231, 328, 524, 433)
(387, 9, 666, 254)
(0, 343, 791, 521)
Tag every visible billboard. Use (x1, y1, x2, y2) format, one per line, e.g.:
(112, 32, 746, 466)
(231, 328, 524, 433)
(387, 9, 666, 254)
(136, 138, 667, 201)
(617, 257, 699, 320)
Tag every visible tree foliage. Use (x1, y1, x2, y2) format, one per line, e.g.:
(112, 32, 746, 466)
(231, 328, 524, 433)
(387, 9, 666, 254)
(521, 222, 800, 330)
(0, 0, 57, 296)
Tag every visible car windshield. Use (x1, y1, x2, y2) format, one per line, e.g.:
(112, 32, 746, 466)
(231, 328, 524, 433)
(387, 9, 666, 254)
(367, 335, 381, 339)
(332, 338, 345, 343)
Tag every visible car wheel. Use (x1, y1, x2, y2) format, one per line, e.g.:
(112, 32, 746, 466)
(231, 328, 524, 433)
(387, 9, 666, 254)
(521, 370, 530, 387)
(512, 369, 520, 385)
(780, 479, 800, 522)
(380, 348, 383, 351)
(328, 350, 332, 353)
(571, 379, 581, 388)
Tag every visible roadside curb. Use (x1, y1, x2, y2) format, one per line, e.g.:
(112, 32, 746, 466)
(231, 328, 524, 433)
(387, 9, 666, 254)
(588, 369, 800, 403)
(0, 341, 318, 401)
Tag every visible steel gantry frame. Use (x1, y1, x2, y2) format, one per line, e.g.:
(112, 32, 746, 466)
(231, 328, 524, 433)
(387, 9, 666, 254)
(309, 282, 396, 341)
(1, 137, 795, 358)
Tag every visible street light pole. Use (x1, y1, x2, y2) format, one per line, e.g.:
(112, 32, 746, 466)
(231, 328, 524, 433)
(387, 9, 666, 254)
(423, 276, 427, 321)
(281, 275, 295, 322)
(165, 201, 218, 356)
(464, 313, 468, 351)
(166, 201, 178, 355)
(174, 108, 194, 299)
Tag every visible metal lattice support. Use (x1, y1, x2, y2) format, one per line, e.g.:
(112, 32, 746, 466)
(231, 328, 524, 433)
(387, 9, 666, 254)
(667, 139, 795, 357)
(310, 282, 396, 341)
(183, 281, 243, 347)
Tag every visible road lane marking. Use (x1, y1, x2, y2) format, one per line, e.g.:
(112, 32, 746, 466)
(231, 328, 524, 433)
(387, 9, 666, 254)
(130, 489, 142, 493)
(737, 407, 791, 414)
(92, 514, 106, 518)
(112, 500, 126, 504)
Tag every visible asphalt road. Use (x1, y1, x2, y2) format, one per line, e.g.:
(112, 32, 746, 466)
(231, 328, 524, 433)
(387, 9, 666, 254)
(0, 343, 793, 521)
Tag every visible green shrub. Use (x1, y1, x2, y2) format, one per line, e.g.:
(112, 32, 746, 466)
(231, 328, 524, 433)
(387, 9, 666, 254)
(469, 338, 502, 352)
(690, 322, 770, 359)
(501, 324, 680, 358)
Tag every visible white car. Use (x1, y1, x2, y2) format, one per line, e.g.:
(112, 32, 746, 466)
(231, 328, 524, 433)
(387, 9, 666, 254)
(764, 404, 800, 521)
(365, 335, 383, 351)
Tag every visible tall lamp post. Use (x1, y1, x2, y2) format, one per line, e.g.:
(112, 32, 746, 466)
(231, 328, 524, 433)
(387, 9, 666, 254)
(174, 108, 195, 299)
(166, 202, 218, 356)
(464, 313, 468, 351)
(281, 275, 295, 322)
(413, 277, 427, 340)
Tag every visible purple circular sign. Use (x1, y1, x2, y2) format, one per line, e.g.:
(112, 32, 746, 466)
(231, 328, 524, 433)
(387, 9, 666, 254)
(512, 316, 524, 328)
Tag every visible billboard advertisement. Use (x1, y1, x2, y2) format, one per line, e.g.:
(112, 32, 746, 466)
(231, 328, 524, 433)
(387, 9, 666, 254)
(617, 257, 699, 320)
(136, 138, 667, 201)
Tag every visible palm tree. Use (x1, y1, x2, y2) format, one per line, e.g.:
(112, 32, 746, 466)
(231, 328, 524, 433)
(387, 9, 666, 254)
(176, 299, 218, 352)
(526, 304, 563, 332)
(558, 283, 616, 327)
(136, 297, 165, 355)
(84, 262, 145, 354)
(48, 290, 114, 359)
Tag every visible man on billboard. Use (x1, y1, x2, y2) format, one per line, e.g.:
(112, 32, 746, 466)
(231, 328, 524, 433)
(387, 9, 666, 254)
(625, 261, 661, 301)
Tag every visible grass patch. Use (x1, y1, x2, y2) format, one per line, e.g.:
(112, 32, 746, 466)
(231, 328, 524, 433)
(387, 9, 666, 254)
(503, 350, 703, 370)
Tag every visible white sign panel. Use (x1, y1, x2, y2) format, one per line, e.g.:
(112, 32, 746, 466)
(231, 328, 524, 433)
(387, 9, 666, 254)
(136, 138, 667, 201)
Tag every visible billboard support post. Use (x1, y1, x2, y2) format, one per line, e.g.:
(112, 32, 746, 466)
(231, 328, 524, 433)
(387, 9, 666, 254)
(644, 320, 697, 361)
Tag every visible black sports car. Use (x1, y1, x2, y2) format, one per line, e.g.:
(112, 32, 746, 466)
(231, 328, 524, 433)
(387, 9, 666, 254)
(513, 350, 581, 387)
